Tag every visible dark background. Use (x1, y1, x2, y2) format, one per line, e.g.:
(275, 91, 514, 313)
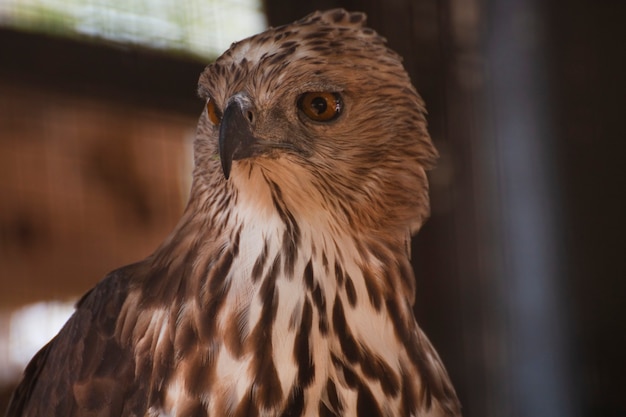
(0, 0, 624, 416)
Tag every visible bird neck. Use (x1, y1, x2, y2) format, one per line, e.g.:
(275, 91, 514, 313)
(150, 169, 418, 305)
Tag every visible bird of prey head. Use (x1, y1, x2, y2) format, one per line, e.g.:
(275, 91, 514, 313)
(194, 10, 437, 239)
(6, 9, 460, 417)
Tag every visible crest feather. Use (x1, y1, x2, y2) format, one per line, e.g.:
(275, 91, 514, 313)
(297, 8, 368, 29)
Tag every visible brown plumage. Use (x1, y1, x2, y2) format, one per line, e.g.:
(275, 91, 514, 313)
(6, 9, 461, 417)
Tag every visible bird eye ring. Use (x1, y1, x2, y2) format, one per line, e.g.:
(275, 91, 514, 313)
(206, 97, 222, 125)
(298, 92, 342, 122)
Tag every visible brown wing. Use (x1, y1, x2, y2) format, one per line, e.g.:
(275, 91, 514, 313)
(4, 264, 146, 417)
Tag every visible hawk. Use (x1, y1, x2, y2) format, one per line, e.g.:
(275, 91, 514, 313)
(6, 9, 461, 417)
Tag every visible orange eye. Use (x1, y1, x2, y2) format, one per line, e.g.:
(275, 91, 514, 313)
(206, 98, 222, 125)
(298, 92, 342, 122)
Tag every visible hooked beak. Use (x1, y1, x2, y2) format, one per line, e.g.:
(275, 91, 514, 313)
(218, 99, 258, 179)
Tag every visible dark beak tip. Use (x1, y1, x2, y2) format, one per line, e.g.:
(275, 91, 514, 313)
(220, 154, 232, 180)
(222, 168, 231, 180)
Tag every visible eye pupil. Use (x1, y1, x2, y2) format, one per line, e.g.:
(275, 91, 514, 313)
(310, 97, 328, 115)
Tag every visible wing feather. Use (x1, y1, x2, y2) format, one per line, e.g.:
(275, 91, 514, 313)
(4, 264, 141, 417)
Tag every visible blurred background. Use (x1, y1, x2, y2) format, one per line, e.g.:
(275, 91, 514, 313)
(0, 0, 624, 416)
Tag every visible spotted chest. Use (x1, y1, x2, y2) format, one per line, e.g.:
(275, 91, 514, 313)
(145, 213, 413, 417)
